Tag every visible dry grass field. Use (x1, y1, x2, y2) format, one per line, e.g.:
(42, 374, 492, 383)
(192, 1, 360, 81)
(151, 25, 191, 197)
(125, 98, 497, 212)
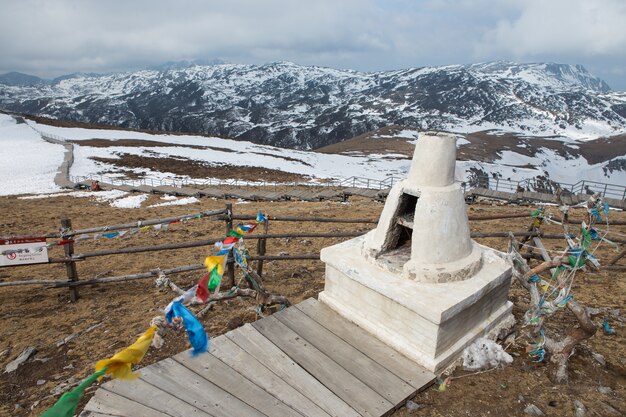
(0, 192, 624, 417)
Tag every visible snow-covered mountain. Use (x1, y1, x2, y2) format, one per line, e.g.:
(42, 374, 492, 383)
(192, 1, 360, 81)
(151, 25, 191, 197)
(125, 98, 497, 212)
(1, 61, 625, 150)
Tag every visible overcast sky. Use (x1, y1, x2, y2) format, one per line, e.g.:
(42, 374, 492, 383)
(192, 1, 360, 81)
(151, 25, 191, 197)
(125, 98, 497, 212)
(1, 0, 625, 90)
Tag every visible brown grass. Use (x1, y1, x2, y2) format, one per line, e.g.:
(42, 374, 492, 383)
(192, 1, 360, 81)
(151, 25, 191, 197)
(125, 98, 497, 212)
(90, 153, 310, 182)
(0, 193, 624, 417)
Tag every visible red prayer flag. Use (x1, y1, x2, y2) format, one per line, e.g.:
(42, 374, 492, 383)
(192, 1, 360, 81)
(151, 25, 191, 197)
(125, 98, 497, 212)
(196, 272, 212, 303)
(223, 236, 239, 245)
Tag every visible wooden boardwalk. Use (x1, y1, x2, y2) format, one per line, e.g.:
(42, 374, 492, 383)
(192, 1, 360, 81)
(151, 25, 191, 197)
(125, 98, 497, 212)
(80, 298, 435, 417)
(467, 187, 626, 210)
(75, 179, 387, 203)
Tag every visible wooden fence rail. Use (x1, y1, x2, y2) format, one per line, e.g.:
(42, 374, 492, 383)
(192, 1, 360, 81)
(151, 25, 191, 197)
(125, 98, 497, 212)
(1, 205, 624, 295)
(0, 208, 229, 240)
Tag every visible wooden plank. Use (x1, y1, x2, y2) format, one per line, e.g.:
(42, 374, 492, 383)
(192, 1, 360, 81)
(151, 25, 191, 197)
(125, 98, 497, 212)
(561, 195, 572, 205)
(152, 185, 173, 194)
(316, 189, 342, 198)
(537, 192, 556, 203)
(78, 412, 120, 417)
(139, 358, 265, 417)
(227, 325, 360, 417)
(296, 298, 434, 390)
(135, 185, 156, 193)
(360, 190, 380, 198)
(605, 197, 626, 210)
(470, 188, 488, 196)
(225, 188, 255, 199)
(177, 187, 200, 196)
(199, 188, 225, 198)
(253, 315, 393, 417)
(210, 334, 332, 417)
(532, 237, 557, 276)
(258, 192, 284, 201)
(493, 191, 514, 201)
(83, 389, 168, 417)
(102, 377, 212, 417)
(173, 342, 303, 417)
(115, 185, 135, 192)
(274, 307, 415, 405)
(297, 192, 318, 201)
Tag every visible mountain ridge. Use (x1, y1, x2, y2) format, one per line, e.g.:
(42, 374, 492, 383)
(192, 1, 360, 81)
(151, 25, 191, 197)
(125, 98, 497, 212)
(1, 61, 625, 150)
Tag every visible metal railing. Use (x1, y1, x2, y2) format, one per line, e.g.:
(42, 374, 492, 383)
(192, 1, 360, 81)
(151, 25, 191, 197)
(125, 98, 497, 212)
(471, 177, 626, 200)
(70, 173, 400, 191)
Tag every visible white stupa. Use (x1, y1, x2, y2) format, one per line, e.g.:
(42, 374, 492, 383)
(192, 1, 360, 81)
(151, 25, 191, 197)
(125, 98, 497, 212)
(319, 132, 514, 372)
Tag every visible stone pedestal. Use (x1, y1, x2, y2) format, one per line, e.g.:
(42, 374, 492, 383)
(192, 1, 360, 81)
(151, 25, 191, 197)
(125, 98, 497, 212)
(318, 131, 514, 372)
(319, 236, 513, 372)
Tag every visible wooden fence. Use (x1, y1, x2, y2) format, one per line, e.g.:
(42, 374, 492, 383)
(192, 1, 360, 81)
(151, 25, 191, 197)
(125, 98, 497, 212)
(1, 205, 625, 299)
(0, 204, 379, 299)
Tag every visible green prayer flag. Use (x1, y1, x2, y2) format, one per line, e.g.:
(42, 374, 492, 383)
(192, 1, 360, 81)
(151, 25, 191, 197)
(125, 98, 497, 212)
(207, 265, 221, 292)
(227, 230, 244, 238)
(581, 228, 592, 249)
(40, 368, 107, 417)
(568, 255, 585, 268)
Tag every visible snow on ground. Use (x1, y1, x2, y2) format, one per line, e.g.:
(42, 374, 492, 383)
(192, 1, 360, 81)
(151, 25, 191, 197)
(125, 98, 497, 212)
(27, 119, 409, 182)
(159, 195, 178, 201)
(18, 190, 128, 201)
(457, 148, 626, 187)
(148, 197, 200, 208)
(1, 115, 622, 198)
(0, 114, 64, 196)
(109, 194, 149, 209)
(17, 189, 162, 209)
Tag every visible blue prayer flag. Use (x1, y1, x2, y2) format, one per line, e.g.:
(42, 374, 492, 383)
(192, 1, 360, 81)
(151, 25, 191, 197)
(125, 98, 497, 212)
(165, 301, 209, 355)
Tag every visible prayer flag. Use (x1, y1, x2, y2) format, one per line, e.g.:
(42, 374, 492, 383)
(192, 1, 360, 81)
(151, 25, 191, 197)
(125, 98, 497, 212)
(165, 285, 198, 315)
(95, 326, 156, 380)
(196, 266, 221, 302)
(40, 368, 107, 417)
(227, 230, 244, 239)
(235, 223, 257, 235)
(602, 202, 610, 220)
(215, 241, 236, 255)
(204, 255, 225, 275)
(166, 301, 209, 355)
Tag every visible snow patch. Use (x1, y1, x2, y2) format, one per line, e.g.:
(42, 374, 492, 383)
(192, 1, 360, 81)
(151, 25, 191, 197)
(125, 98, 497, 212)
(110, 194, 149, 209)
(148, 197, 199, 207)
(18, 189, 128, 201)
(462, 338, 513, 370)
(0, 114, 64, 196)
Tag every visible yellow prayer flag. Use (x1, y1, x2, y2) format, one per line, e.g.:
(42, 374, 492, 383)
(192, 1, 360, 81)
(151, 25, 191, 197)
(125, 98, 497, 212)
(204, 255, 225, 275)
(95, 325, 156, 380)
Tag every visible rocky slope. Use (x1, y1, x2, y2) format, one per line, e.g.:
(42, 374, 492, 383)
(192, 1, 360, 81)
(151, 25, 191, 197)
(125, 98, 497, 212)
(1, 61, 625, 150)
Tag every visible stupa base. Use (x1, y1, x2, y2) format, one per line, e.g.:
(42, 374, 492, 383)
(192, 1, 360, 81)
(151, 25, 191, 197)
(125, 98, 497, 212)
(319, 234, 514, 373)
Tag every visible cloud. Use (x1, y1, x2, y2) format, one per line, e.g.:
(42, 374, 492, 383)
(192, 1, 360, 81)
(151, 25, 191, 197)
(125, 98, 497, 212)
(476, 0, 626, 58)
(0, 0, 624, 89)
(0, 0, 391, 75)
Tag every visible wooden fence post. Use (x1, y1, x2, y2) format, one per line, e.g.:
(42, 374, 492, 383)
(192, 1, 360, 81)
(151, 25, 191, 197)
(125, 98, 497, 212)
(224, 203, 235, 288)
(61, 218, 79, 302)
(608, 246, 626, 266)
(256, 218, 269, 277)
